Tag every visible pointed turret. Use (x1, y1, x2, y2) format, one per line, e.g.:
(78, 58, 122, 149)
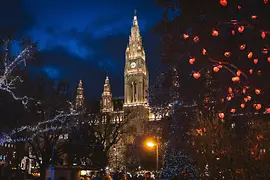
(125, 10, 145, 61)
(101, 76, 113, 113)
(103, 76, 111, 94)
(133, 9, 138, 27)
(75, 80, 85, 109)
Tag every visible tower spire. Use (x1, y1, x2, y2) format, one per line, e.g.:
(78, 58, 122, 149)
(75, 80, 85, 109)
(104, 76, 111, 93)
(101, 76, 113, 112)
(133, 9, 138, 26)
(126, 10, 145, 61)
(124, 10, 149, 106)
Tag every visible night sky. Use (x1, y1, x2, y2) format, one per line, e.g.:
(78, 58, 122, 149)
(1, 0, 164, 99)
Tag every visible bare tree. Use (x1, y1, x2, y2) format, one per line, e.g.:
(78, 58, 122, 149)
(0, 38, 35, 104)
(5, 80, 77, 180)
(69, 110, 137, 169)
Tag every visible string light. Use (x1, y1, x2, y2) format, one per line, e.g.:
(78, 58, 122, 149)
(0, 102, 78, 144)
(0, 39, 35, 106)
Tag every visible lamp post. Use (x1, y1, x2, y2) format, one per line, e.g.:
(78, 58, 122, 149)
(50, 143, 55, 180)
(146, 141, 159, 172)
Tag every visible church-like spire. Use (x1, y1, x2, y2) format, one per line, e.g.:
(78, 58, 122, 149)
(101, 76, 113, 112)
(126, 10, 145, 61)
(75, 80, 85, 109)
(103, 76, 111, 94)
(133, 9, 138, 26)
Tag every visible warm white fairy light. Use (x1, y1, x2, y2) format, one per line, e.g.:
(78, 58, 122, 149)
(0, 101, 78, 143)
(0, 39, 35, 105)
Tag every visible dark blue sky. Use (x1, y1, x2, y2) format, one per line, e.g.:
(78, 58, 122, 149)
(1, 0, 164, 99)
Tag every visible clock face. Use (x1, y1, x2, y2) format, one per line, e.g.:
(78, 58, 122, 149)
(130, 62, 137, 68)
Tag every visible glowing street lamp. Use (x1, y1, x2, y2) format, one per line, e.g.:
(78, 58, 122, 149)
(145, 140, 159, 171)
(146, 141, 155, 147)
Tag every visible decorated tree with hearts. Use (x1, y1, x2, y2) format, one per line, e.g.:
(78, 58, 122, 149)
(156, 0, 270, 117)
(155, 0, 270, 178)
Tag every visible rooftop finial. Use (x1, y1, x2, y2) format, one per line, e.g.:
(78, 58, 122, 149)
(133, 10, 138, 26)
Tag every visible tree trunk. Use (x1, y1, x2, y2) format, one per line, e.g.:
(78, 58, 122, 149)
(39, 164, 48, 180)
(93, 150, 109, 169)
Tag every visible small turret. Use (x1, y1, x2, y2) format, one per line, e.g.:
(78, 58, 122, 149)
(75, 80, 85, 109)
(101, 76, 113, 113)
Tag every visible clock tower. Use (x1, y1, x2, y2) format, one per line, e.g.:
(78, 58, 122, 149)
(124, 11, 149, 134)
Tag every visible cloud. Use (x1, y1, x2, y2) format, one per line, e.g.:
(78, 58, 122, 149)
(18, 0, 164, 99)
(0, 0, 35, 37)
(29, 45, 120, 99)
(35, 19, 162, 98)
(42, 67, 60, 79)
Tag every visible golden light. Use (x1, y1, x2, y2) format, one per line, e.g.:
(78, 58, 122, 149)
(81, 170, 87, 176)
(32, 173, 40, 177)
(146, 141, 155, 147)
(196, 129, 202, 135)
(232, 76, 240, 82)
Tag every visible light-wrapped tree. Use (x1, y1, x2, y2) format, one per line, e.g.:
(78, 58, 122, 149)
(0, 38, 35, 104)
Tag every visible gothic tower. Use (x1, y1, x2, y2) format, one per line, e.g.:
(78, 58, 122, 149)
(124, 11, 149, 135)
(75, 80, 85, 109)
(101, 76, 113, 113)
